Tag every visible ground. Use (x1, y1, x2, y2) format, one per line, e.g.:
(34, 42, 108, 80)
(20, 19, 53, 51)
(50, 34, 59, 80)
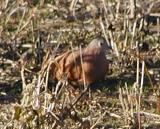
(0, 0, 160, 128)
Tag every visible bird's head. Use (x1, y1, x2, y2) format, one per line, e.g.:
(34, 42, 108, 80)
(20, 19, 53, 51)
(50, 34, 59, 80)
(88, 37, 113, 58)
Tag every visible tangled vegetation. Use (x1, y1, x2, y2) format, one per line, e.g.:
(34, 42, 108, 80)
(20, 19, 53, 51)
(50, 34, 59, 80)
(0, 0, 160, 128)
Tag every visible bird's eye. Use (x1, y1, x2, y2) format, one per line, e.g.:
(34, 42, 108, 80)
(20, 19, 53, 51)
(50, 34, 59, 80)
(99, 42, 103, 46)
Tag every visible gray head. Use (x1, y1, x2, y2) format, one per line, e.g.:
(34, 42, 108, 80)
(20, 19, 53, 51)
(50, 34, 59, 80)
(88, 37, 112, 53)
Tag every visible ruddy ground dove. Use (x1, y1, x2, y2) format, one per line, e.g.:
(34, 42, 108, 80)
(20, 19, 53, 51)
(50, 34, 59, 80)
(49, 37, 112, 87)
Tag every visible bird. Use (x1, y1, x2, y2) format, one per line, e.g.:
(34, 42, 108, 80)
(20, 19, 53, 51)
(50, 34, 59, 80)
(49, 37, 112, 87)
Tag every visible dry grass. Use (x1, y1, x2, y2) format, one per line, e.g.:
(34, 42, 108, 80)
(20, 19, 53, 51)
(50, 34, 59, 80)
(0, 0, 160, 128)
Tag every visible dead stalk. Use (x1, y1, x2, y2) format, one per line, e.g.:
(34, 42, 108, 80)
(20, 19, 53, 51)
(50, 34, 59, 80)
(130, 0, 136, 19)
(144, 64, 155, 93)
(116, 0, 120, 19)
(119, 88, 128, 124)
(157, 16, 160, 37)
(33, 75, 41, 110)
(131, 19, 138, 48)
(79, 45, 86, 88)
(136, 41, 140, 84)
(90, 110, 107, 129)
(102, 0, 115, 19)
(70, 0, 78, 15)
(72, 86, 89, 106)
(100, 17, 119, 57)
(100, 17, 110, 44)
(21, 65, 26, 90)
(123, 17, 129, 51)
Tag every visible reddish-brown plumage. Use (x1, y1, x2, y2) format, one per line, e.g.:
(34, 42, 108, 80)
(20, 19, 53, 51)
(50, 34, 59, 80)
(49, 37, 112, 86)
(157, 97, 160, 113)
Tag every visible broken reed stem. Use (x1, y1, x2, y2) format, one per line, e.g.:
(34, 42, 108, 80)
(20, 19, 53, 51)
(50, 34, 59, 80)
(144, 64, 155, 94)
(44, 59, 53, 113)
(56, 79, 67, 100)
(3, 0, 9, 9)
(119, 82, 144, 126)
(135, 46, 145, 129)
(137, 111, 160, 118)
(33, 75, 41, 110)
(108, 30, 119, 57)
(79, 45, 87, 88)
(91, 109, 121, 129)
(21, 65, 26, 90)
(140, 61, 145, 94)
(31, 15, 35, 44)
(45, 62, 50, 92)
(13, 8, 33, 39)
(15, 7, 26, 36)
(136, 41, 140, 84)
(40, 0, 45, 6)
(90, 110, 107, 129)
(130, 0, 136, 19)
(125, 83, 134, 118)
(80, 44, 92, 123)
(70, 41, 81, 87)
(102, 0, 115, 19)
(100, 17, 110, 44)
(102, 0, 109, 19)
(53, 80, 66, 110)
(119, 88, 128, 124)
(157, 16, 160, 37)
(104, 15, 119, 57)
(131, 19, 137, 48)
(137, 60, 144, 129)
(54, 80, 62, 98)
(136, 40, 140, 128)
(123, 17, 129, 51)
(72, 86, 89, 106)
(116, 0, 120, 19)
(138, 17, 144, 31)
(69, 0, 78, 15)
(100, 17, 119, 57)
